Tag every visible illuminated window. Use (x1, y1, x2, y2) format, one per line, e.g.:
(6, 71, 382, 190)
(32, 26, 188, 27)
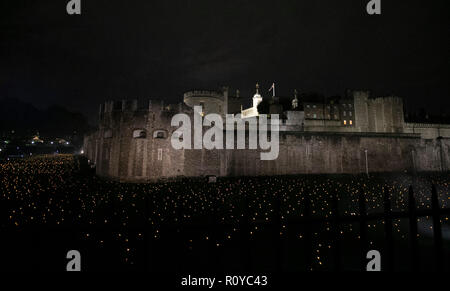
(343, 120, 347, 125)
(313, 113, 317, 118)
(350, 120, 353, 125)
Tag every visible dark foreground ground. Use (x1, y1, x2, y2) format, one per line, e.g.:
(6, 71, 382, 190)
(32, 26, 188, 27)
(0, 155, 449, 272)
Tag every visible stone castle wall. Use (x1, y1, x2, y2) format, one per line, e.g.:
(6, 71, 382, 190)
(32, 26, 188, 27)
(84, 95, 450, 182)
(224, 133, 449, 176)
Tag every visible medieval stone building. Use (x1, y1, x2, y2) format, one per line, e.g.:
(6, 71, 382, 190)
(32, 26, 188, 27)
(83, 86, 450, 182)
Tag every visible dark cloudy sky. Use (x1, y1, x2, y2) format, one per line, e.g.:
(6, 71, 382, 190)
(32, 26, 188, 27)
(0, 0, 449, 123)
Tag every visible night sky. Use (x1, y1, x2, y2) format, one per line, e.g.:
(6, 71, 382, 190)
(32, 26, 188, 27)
(1, 0, 449, 124)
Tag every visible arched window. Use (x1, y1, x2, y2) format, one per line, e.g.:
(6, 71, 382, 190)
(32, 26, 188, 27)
(104, 129, 113, 139)
(133, 129, 147, 139)
(153, 130, 167, 139)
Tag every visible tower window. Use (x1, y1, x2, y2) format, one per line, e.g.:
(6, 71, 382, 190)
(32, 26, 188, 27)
(153, 130, 167, 139)
(133, 129, 147, 139)
(103, 129, 113, 139)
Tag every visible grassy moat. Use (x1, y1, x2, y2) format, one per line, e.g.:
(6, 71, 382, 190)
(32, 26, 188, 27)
(0, 155, 449, 271)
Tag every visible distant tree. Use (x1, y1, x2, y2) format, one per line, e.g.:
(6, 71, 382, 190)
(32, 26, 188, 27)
(0, 97, 92, 146)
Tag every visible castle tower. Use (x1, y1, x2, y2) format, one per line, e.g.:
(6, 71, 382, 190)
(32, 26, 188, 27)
(241, 83, 263, 118)
(252, 83, 263, 108)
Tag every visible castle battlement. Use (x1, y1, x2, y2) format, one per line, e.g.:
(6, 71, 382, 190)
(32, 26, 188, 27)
(184, 90, 224, 100)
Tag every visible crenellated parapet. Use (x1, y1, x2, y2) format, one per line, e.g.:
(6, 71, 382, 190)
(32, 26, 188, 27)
(183, 90, 224, 100)
(98, 99, 189, 122)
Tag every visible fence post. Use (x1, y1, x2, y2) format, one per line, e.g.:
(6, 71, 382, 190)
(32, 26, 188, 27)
(331, 192, 341, 271)
(240, 194, 252, 271)
(272, 193, 282, 271)
(431, 184, 444, 271)
(358, 189, 368, 271)
(211, 195, 222, 272)
(408, 186, 419, 271)
(144, 195, 151, 271)
(303, 193, 312, 271)
(383, 187, 394, 271)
